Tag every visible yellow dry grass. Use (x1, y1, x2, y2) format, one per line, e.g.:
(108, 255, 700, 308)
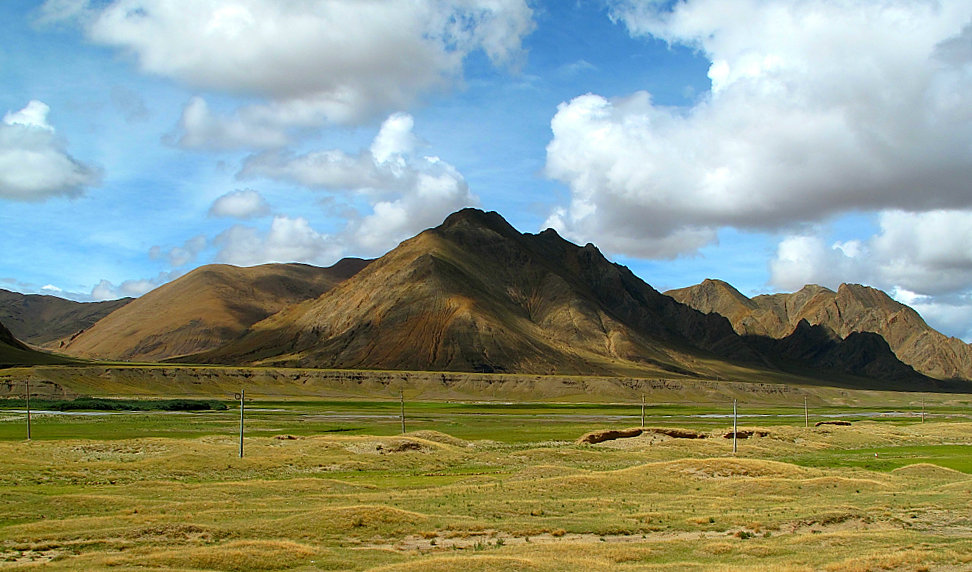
(1, 422, 971, 570)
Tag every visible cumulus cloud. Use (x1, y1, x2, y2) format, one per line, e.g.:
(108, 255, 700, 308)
(769, 210, 972, 340)
(772, 210, 972, 297)
(214, 216, 341, 267)
(90, 274, 169, 300)
(46, 0, 534, 148)
(208, 188, 271, 219)
(0, 100, 101, 201)
(241, 112, 477, 256)
(545, 1, 972, 258)
(174, 97, 291, 150)
(149, 234, 208, 267)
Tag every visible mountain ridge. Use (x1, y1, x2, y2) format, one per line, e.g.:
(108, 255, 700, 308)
(60, 259, 371, 362)
(667, 279, 972, 381)
(4, 209, 960, 388)
(0, 318, 76, 367)
(0, 290, 132, 348)
(184, 209, 936, 389)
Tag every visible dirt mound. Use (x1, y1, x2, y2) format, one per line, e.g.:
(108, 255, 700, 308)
(647, 427, 706, 439)
(578, 426, 707, 444)
(577, 428, 644, 444)
(815, 420, 852, 427)
(669, 458, 807, 479)
(405, 430, 469, 447)
(891, 463, 969, 481)
(723, 429, 770, 439)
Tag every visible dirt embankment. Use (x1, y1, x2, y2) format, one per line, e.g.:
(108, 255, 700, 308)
(578, 427, 707, 444)
(0, 365, 822, 404)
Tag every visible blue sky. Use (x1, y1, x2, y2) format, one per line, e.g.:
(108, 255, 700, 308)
(3, 0, 972, 340)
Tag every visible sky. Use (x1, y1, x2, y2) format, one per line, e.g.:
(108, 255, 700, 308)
(2, 0, 972, 340)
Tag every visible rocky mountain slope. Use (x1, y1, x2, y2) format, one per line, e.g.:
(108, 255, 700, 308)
(61, 260, 369, 362)
(667, 279, 972, 380)
(0, 290, 131, 348)
(190, 209, 933, 387)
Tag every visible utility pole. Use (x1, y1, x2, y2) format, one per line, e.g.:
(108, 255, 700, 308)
(238, 389, 245, 458)
(732, 399, 738, 454)
(25, 379, 31, 441)
(804, 396, 809, 429)
(641, 394, 646, 428)
(921, 397, 925, 423)
(400, 389, 406, 435)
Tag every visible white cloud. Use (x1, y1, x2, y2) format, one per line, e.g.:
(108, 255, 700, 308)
(215, 216, 341, 267)
(47, 0, 534, 148)
(370, 112, 417, 166)
(769, 233, 869, 292)
(0, 101, 100, 201)
(347, 157, 474, 253)
(90, 275, 165, 300)
(149, 234, 208, 267)
(3, 100, 54, 130)
(546, 1, 972, 258)
(241, 112, 477, 256)
(208, 188, 271, 219)
(174, 97, 291, 150)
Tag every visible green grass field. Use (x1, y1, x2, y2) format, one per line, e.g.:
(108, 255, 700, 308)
(1, 391, 971, 570)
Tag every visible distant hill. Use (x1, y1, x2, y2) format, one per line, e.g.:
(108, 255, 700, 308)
(0, 289, 131, 348)
(189, 209, 936, 389)
(60, 260, 370, 362)
(0, 319, 74, 367)
(667, 279, 972, 381)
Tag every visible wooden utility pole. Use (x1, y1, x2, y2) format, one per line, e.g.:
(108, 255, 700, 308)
(238, 389, 245, 458)
(921, 397, 925, 423)
(400, 389, 406, 435)
(732, 399, 738, 454)
(804, 396, 809, 429)
(25, 379, 31, 441)
(641, 394, 646, 428)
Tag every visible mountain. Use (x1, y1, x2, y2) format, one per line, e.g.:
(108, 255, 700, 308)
(60, 259, 370, 362)
(745, 320, 929, 386)
(0, 319, 74, 367)
(191, 209, 932, 388)
(667, 280, 972, 381)
(0, 289, 131, 348)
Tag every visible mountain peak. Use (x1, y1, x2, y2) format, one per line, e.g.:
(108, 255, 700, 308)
(439, 208, 517, 235)
(796, 284, 835, 296)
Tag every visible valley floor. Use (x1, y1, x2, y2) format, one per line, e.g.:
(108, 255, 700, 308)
(1, 399, 971, 571)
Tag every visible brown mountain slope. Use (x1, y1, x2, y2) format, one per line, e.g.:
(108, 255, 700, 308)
(192, 209, 933, 389)
(61, 259, 370, 362)
(667, 280, 972, 381)
(195, 209, 766, 376)
(0, 319, 74, 366)
(0, 289, 131, 348)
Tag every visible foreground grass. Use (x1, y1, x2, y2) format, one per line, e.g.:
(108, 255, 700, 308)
(1, 411, 971, 570)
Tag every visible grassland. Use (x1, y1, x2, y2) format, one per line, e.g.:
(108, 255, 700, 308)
(1, 389, 971, 571)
